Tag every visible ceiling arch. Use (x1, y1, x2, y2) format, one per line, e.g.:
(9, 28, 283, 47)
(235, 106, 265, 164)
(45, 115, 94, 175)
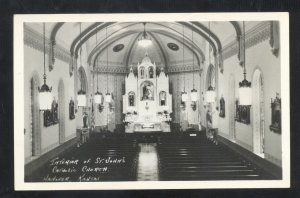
(90, 29, 203, 70)
(152, 31, 203, 66)
(230, 21, 242, 38)
(192, 22, 222, 52)
(148, 32, 168, 67)
(51, 21, 241, 56)
(91, 31, 138, 67)
(72, 21, 223, 60)
(50, 22, 64, 42)
(123, 33, 142, 67)
(49, 21, 244, 73)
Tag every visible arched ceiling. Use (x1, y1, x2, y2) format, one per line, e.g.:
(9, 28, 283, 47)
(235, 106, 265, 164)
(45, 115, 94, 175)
(40, 21, 256, 72)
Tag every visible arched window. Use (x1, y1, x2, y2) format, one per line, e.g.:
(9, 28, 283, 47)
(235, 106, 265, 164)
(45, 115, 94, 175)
(140, 67, 145, 79)
(128, 92, 135, 106)
(159, 91, 167, 106)
(149, 66, 154, 78)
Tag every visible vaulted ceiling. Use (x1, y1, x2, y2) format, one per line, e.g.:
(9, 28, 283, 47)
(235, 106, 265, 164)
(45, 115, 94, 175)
(29, 21, 261, 72)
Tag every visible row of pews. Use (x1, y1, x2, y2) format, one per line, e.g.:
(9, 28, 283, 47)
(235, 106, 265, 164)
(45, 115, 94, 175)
(26, 132, 138, 182)
(26, 130, 275, 182)
(157, 131, 272, 181)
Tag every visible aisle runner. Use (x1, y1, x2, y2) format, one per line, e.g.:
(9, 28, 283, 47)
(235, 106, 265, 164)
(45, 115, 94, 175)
(137, 143, 159, 181)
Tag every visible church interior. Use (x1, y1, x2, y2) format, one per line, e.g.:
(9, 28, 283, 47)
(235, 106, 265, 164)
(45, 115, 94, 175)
(23, 20, 282, 182)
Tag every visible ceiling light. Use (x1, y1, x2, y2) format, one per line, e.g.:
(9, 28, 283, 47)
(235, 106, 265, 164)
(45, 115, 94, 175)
(38, 23, 52, 110)
(138, 22, 152, 48)
(238, 21, 252, 106)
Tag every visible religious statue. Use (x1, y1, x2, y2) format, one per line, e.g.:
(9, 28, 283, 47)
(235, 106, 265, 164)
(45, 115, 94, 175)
(83, 112, 88, 128)
(142, 83, 153, 100)
(129, 92, 135, 106)
(149, 66, 154, 78)
(52, 99, 58, 123)
(43, 98, 59, 127)
(69, 98, 75, 120)
(219, 96, 225, 118)
(160, 91, 166, 106)
(270, 93, 281, 133)
(140, 67, 145, 78)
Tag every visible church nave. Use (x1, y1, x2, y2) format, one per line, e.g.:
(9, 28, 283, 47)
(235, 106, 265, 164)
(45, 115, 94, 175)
(18, 15, 286, 189)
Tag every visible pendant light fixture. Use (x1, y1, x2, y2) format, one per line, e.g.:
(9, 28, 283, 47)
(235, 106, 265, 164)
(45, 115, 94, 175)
(238, 21, 252, 105)
(190, 22, 198, 102)
(38, 22, 53, 110)
(94, 30, 103, 104)
(138, 22, 152, 48)
(181, 24, 188, 102)
(105, 27, 112, 103)
(206, 21, 216, 103)
(77, 23, 87, 107)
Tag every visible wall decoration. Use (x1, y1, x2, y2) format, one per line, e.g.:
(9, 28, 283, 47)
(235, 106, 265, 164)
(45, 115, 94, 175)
(113, 44, 124, 52)
(180, 100, 186, 111)
(191, 101, 197, 111)
(159, 91, 167, 106)
(128, 92, 135, 106)
(43, 99, 59, 127)
(98, 104, 104, 112)
(69, 99, 75, 120)
(167, 43, 179, 51)
(269, 93, 281, 134)
(219, 96, 225, 118)
(235, 99, 250, 124)
(141, 81, 154, 100)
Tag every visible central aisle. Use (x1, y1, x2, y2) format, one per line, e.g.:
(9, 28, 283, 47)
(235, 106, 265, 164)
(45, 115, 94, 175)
(137, 143, 159, 181)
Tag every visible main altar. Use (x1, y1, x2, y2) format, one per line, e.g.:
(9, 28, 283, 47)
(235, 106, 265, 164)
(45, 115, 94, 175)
(123, 54, 172, 133)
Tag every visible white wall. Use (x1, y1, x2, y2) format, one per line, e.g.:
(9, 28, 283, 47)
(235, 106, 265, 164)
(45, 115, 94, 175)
(208, 26, 282, 166)
(24, 45, 76, 162)
(169, 71, 201, 131)
(92, 73, 125, 131)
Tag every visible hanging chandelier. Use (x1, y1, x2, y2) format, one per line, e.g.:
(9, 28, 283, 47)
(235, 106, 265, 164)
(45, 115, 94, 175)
(105, 26, 112, 103)
(94, 31, 103, 104)
(138, 22, 152, 48)
(190, 22, 198, 102)
(206, 21, 216, 103)
(206, 84, 216, 103)
(238, 21, 252, 106)
(38, 23, 53, 110)
(77, 90, 86, 107)
(77, 23, 87, 107)
(181, 24, 188, 102)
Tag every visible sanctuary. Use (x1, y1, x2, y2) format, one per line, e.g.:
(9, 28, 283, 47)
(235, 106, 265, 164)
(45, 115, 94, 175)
(123, 53, 172, 133)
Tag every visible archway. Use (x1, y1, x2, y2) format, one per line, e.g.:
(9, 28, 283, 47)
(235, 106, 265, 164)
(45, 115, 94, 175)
(30, 74, 41, 156)
(252, 69, 265, 156)
(58, 79, 65, 144)
(228, 74, 236, 141)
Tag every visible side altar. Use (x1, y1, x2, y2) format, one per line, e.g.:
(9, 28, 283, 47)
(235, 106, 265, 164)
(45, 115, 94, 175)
(123, 54, 172, 133)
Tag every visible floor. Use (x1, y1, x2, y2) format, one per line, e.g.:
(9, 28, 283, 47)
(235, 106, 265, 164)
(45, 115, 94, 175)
(25, 131, 276, 182)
